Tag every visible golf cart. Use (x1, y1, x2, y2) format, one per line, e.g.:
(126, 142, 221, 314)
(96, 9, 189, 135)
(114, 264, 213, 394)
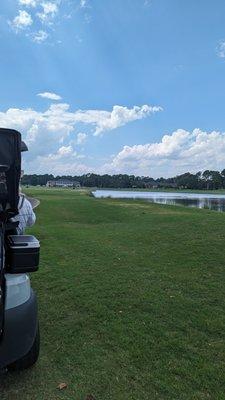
(0, 128, 40, 371)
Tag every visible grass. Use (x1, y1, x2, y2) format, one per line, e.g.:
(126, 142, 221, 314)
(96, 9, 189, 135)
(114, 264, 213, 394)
(1, 188, 225, 400)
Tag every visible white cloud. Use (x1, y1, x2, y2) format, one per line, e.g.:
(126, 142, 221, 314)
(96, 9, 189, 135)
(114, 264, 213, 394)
(217, 41, 225, 58)
(37, 1, 59, 23)
(11, 0, 85, 43)
(0, 103, 160, 142)
(76, 132, 87, 145)
(26, 154, 90, 175)
(74, 104, 162, 136)
(37, 92, 62, 100)
(27, 127, 225, 177)
(41, 1, 58, 13)
(23, 144, 89, 175)
(10, 10, 33, 31)
(44, 145, 76, 162)
(102, 129, 225, 177)
(0, 102, 160, 174)
(19, 0, 37, 7)
(80, 0, 87, 7)
(57, 145, 74, 156)
(0, 102, 223, 176)
(32, 30, 48, 42)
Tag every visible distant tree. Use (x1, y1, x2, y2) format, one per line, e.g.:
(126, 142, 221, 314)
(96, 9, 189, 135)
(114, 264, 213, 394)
(221, 169, 225, 188)
(202, 170, 223, 190)
(209, 171, 223, 189)
(202, 170, 212, 190)
(20, 170, 225, 190)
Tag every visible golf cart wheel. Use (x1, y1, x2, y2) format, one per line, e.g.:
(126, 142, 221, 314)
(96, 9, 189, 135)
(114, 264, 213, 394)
(8, 325, 40, 371)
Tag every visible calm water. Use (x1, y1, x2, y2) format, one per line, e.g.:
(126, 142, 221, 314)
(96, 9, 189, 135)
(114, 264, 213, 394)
(93, 190, 225, 212)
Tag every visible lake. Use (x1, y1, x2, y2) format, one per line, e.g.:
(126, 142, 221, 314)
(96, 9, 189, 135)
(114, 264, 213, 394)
(92, 190, 225, 212)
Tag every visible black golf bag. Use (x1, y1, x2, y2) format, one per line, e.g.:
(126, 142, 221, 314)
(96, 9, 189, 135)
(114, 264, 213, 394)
(0, 129, 21, 341)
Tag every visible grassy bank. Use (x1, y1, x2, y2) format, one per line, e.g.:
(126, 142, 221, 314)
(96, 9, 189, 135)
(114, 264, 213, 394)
(1, 188, 225, 400)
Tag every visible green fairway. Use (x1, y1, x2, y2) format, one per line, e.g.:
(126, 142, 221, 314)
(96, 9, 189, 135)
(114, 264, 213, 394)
(1, 188, 225, 400)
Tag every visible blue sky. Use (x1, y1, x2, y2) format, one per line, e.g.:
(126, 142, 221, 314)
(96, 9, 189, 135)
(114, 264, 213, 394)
(0, 0, 225, 177)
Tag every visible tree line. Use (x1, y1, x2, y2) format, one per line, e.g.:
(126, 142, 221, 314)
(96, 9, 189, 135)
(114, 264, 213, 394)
(21, 170, 225, 190)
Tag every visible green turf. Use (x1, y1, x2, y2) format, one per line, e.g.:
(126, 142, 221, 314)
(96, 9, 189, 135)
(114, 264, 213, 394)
(1, 188, 225, 400)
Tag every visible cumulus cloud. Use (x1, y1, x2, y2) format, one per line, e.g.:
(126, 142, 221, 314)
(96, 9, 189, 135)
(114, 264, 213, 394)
(217, 40, 225, 58)
(102, 129, 225, 177)
(57, 145, 74, 156)
(0, 102, 223, 176)
(74, 104, 162, 136)
(0, 102, 159, 174)
(34, 127, 225, 177)
(31, 30, 48, 42)
(37, 91, 61, 100)
(22, 143, 90, 175)
(4, 102, 158, 139)
(9, 0, 61, 41)
(37, 1, 59, 23)
(76, 132, 87, 145)
(25, 153, 90, 175)
(10, 10, 33, 31)
(19, 0, 37, 7)
(10, 0, 86, 43)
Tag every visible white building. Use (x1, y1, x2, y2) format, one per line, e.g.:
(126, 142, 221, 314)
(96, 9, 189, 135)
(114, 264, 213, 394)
(46, 179, 81, 188)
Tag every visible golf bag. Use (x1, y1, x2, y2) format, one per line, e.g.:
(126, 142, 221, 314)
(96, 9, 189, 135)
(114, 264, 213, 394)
(0, 129, 21, 341)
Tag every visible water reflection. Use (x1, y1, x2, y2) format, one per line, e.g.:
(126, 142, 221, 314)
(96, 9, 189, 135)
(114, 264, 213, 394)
(93, 190, 225, 212)
(147, 196, 225, 212)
